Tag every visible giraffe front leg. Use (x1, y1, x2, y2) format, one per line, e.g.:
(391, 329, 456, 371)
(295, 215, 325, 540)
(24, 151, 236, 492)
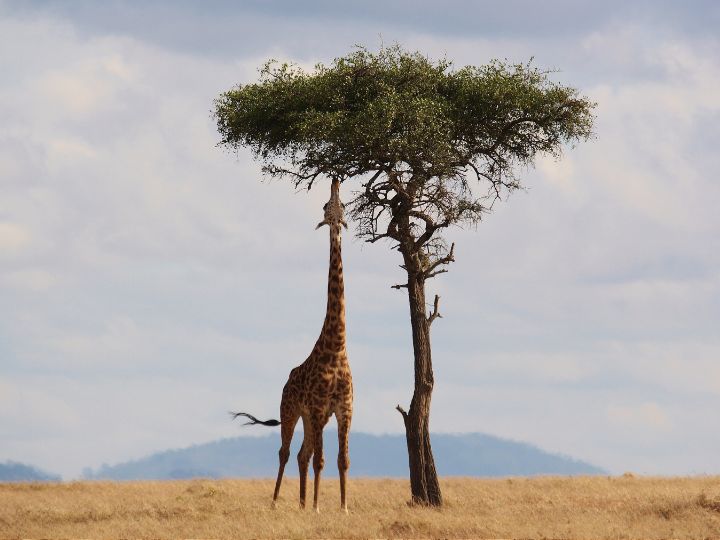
(336, 408, 351, 514)
(311, 422, 325, 513)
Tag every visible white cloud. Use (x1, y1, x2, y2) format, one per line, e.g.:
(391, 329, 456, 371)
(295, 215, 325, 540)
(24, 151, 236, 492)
(0, 222, 31, 252)
(0, 7, 719, 479)
(536, 154, 579, 200)
(40, 62, 123, 116)
(0, 269, 57, 291)
(46, 137, 97, 170)
(607, 402, 671, 431)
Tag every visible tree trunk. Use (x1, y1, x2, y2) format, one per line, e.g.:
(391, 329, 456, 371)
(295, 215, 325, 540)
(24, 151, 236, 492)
(400, 273, 443, 506)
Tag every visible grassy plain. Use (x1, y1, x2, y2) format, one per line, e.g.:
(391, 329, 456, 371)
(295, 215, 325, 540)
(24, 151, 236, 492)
(1, 476, 719, 539)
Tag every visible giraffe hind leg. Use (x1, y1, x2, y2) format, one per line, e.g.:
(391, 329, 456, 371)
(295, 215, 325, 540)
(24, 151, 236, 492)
(272, 412, 299, 508)
(311, 417, 326, 513)
(336, 407, 351, 513)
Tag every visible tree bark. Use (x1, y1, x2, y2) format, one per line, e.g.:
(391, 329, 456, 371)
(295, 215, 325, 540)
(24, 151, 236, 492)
(399, 271, 443, 506)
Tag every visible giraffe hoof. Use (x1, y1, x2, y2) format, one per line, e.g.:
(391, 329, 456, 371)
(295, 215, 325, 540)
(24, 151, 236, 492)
(341, 505, 349, 515)
(314, 506, 320, 514)
(271, 500, 277, 510)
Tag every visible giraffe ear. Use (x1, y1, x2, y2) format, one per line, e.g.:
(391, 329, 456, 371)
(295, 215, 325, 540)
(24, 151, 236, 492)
(316, 220, 327, 229)
(341, 219, 348, 229)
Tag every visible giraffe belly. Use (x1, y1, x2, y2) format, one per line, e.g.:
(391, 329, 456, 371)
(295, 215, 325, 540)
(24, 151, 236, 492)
(299, 373, 352, 418)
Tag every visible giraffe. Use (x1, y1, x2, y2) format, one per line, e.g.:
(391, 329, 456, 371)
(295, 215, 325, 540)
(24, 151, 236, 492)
(232, 178, 353, 513)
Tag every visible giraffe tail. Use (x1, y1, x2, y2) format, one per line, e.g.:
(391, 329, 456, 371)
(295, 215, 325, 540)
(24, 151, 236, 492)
(229, 411, 281, 426)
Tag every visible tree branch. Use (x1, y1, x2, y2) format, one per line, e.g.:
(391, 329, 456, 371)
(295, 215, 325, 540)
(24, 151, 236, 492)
(364, 169, 385, 192)
(427, 294, 442, 325)
(414, 218, 451, 252)
(423, 242, 455, 278)
(367, 232, 393, 243)
(480, 115, 535, 156)
(408, 209, 436, 229)
(396, 404, 408, 425)
(425, 268, 449, 280)
(263, 165, 323, 188)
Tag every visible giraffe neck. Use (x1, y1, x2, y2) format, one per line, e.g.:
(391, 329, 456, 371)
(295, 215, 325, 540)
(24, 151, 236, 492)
(317, 222, 346, 354)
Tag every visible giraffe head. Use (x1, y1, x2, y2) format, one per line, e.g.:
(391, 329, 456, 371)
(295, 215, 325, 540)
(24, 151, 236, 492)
(316, 178, 348, 230)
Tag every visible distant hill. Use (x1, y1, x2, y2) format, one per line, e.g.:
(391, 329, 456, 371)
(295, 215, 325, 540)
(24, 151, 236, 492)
(84, 432, 605, 480)
(0, 461, 61, 482)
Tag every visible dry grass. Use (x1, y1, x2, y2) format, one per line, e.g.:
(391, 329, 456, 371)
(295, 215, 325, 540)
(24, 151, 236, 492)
(1, 476, 720, 539)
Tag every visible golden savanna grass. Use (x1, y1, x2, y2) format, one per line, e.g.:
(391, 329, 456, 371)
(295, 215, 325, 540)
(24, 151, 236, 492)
(1, 476, 720, 539)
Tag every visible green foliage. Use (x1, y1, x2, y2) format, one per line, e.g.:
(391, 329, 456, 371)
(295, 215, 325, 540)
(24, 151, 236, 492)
(216, 45, 592, 178)
(215, 45, 595, 262)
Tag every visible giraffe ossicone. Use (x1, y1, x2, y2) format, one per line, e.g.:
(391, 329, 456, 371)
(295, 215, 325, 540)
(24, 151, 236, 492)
(232, 177, 353, 513)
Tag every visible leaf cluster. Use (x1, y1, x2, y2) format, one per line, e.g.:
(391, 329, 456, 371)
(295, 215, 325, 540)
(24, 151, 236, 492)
(215, 45, 595, 272)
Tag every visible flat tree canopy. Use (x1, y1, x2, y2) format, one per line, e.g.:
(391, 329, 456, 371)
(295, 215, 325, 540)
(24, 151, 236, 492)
(216, 46, 593, 234)
(215, 45, 595, 506)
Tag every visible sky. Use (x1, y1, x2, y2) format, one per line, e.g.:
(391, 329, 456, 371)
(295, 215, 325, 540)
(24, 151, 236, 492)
(1, 0, 719, 479)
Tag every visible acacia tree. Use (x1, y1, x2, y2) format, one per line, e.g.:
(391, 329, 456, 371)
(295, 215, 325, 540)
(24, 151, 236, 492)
(215, 46, 595, 506)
